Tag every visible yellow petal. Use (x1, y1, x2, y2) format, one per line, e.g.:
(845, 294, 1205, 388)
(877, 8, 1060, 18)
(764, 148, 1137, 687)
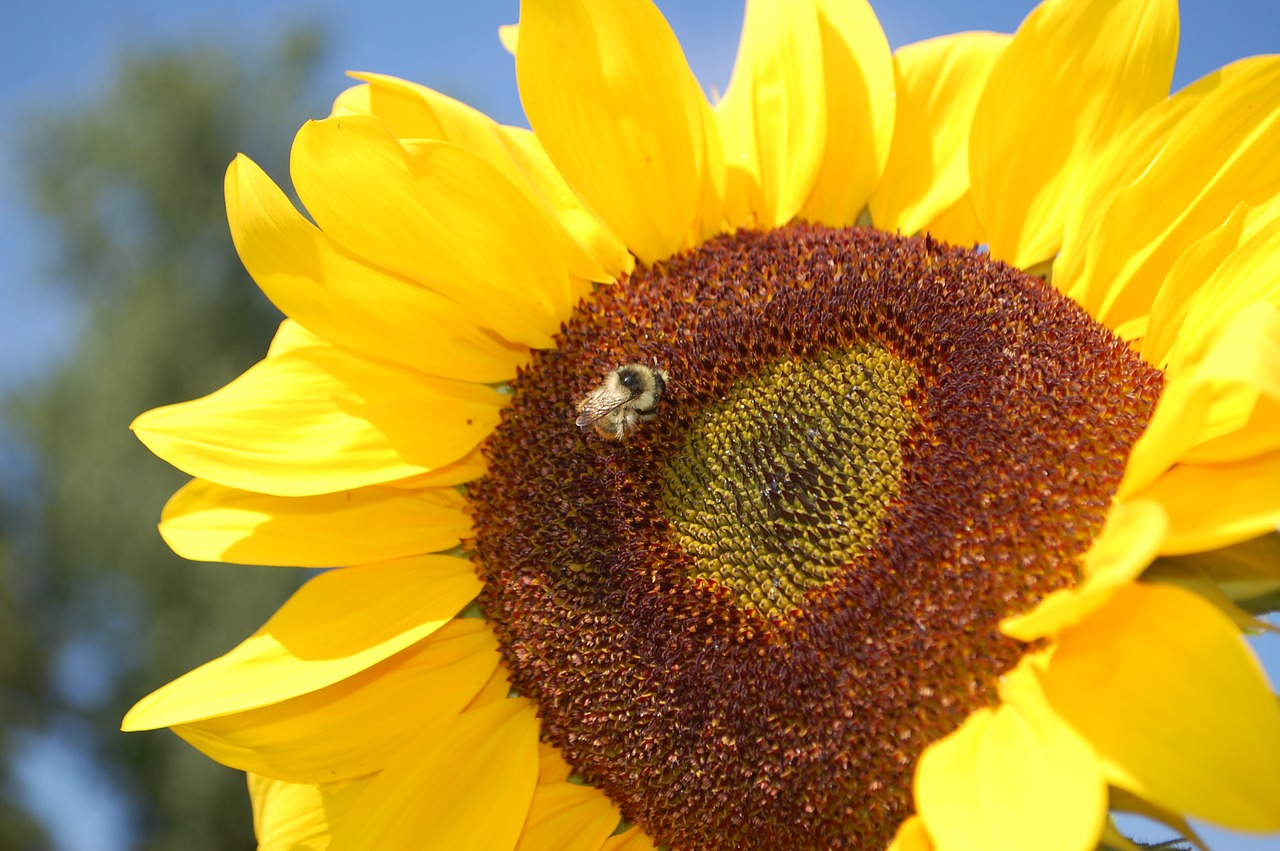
(122, 555, 480, 729)
(1042, 582, 1280, 830)
(383, 444, 487, 490)
(263, 317, 323, 357)
(1121, 304, 1280, 498)
(1001, 499, 1167, 642)
(466, 660, 516, 712)
(915, 665, 1106, 851)
(919, 191, 985, 248)
(601, 827, 657, 851)
(499, 126, 633, 284)
(174, 619, 498, 782)
(887, 816, 933, 851)
(159, 478, 470, 567)
(331, 75, 448, 140)
(1137, 448, 1280, 556)
(131, 335, 505, 497)
(1140, 559, 1280, 636)
(1159, 203, 1280, 377)
(1065, 56, 1280, 328)
(249, 773, 370, 851)
(691, 95, 729, 244)
(339, 72, 625, 285)
(538, 742, 573, 785)
(1141, 195, 1280, 371)
(514, 782, 622, 851)
(226, 154, 528, 383)
(1055, 57, 1263, 308)
(291, 115, 571, 347)
(330, 698, 540, 851)
(499, 24, 519, 56)
(970, 0, 1178, 268)
(797, 0, 894, 226)
(870, 33, 1008, 236)
(516, 0, 707, 263)
(716, 0, 826, 228)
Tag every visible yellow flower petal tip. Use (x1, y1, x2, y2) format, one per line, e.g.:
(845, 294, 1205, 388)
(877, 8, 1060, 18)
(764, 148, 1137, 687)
(499, 23, 518, 56)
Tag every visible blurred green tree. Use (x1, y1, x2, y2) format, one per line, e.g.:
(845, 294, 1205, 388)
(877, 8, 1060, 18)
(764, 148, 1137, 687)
(3, 26, 328, 851)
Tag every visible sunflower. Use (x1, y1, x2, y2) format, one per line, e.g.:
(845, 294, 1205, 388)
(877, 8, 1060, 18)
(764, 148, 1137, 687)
(123, 0, 1280, 848)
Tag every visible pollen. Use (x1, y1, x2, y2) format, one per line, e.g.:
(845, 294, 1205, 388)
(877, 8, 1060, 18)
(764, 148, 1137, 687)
(469, 223, 1163, 850)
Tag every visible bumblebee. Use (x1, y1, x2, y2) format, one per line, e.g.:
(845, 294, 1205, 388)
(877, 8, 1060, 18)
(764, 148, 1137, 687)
(574, 363, 670, 440)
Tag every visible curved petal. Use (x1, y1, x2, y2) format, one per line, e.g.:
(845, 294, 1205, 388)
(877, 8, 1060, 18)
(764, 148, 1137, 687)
(691, 96, 729, 244)
(538, 742, 573, 785)
(131, 335, 505, 497)
(969, 0, 1178, 268)
(798, 0, 894, 226)
(499, 126, 633, 283)
(516, 0, 707, 263)
(249, 773, 371, 851)
(227, 154, 529, 384)
(915, 663, 1106, 851)
(601, 827, 657, 851)
(263, 318, 323, 358)
(337, 72, 627, 284)
(1064, 56, 1280, 328)
(514, 782, 623, 851)
(1138, 447, 1280, 556)
(291, 115, 572, 347)
(918, 191, 985, 248)
(1140, 559, 1280, 636)
(160, 479, 470, 567)
(122, 556, 481, 729)
(499, 24, 519, 56)
(1121, 304, 1280, 499)
(1158, 200, 1280, 375)
(330, 698, 540, 851)
(1042, 582, 1280, 830)
(887, 816, 933, 851)
(716, 0, 826, 228)
(1055, 57, 1263, 306)
(342, 72, 498, 153)
(466, 660, 516, 712)
(1134, 201, 1254, 363)
(869, 33, 1008, 237)
(174, 619, 499, 782)
(1001, 499, 1167, 642)
(383, 445, 487, 490)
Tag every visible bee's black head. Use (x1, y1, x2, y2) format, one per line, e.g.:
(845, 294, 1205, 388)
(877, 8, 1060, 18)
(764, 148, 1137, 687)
(617, 365, 645, 394)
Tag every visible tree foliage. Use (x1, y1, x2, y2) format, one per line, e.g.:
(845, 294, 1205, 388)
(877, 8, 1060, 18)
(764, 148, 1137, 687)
(3, 26, 328, 851)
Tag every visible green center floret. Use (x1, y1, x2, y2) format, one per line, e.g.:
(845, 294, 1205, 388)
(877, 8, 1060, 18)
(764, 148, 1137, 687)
(664, 347, 917, 618)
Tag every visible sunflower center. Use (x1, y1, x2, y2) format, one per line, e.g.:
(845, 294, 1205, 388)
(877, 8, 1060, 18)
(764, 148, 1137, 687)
(663, 346, 917, 618)
(470, 224, 1163, 851)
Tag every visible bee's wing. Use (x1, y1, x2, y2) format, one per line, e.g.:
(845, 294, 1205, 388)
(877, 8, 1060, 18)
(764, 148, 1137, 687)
(575, 389, 629, 428)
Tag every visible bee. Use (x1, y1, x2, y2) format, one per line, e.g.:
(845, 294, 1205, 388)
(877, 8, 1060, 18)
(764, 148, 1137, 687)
(575, 363, 670, 440)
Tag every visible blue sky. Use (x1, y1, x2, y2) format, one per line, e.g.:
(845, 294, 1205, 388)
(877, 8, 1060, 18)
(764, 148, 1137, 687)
(1, 2, 1279, 850)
